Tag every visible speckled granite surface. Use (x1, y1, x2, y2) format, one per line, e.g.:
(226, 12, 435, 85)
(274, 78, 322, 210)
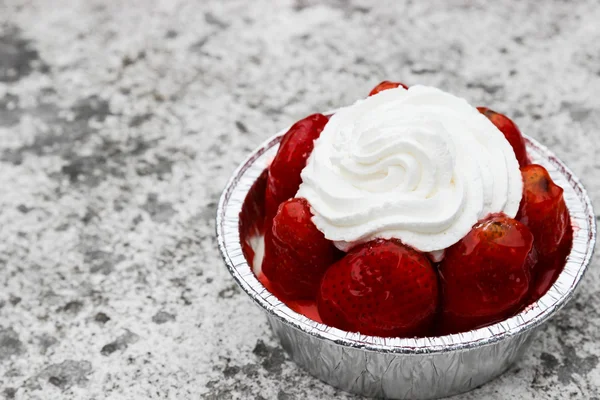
(0, 1, 599, 399)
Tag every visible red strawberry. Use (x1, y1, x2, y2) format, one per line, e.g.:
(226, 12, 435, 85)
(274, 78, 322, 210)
(262, 198, 342, 300)
(368, 81, 408, 96)
(439, 214, 535, 334)
(518, 164, 571, 258)
(317, 239, 439, 338)
(518, 164, 573, 302)
(265, 114, 329, 225)
(477, 107, 529, 167)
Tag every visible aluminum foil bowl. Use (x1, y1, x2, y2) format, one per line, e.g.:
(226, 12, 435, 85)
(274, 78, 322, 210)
(216, 121, 596, 399)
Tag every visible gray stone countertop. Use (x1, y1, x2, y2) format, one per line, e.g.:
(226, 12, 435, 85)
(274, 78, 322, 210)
(0, 1, 599, 399)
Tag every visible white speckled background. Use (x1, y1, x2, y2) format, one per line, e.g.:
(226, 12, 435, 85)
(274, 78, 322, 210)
(0, 1, 598, 399)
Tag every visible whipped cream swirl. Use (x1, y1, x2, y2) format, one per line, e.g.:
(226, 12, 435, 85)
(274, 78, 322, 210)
(296, 85, 522, 252)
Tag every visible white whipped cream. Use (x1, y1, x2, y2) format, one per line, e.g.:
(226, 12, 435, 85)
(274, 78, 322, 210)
(296, 85, 523, 253)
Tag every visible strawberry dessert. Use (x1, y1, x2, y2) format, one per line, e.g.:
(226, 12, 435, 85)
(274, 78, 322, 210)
(245, 81, 573, 337)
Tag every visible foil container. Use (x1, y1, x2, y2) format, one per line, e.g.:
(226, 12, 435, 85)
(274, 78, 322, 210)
(217, 122, 596, 399)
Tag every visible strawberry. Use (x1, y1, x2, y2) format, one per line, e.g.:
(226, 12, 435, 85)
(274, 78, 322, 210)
(264, 114, 329, 225)
(317, 239, 439, 338)
(368, 81, 408, 96)
(518, 164, 572, 302)
(439, 214, 535, 334)
(477, 107, 529, 167)
(518, 164, 571, 258)
(262, 198, 342, 300)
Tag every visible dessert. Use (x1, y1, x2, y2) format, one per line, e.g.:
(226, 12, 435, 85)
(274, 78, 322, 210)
(249, 81, 573, 338)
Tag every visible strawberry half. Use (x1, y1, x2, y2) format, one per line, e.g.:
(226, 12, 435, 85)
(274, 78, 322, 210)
(518, 164, 573, 302)
(518, 164, 571, 258)
(477, 107, 529, 167)
(368, 81, 408, 96)
(317, 239, 439, 338)
(439, 214, 536, 334)
(265, 114, 329, 225)
(262, 198, 342, 300)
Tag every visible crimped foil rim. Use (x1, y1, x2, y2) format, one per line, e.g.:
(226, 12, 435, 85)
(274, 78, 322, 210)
(216, 121, 596, 355)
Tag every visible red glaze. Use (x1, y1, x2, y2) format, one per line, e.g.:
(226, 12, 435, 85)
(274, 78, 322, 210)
(518, 164, 573, 302)
(287, 300, 322, 323)
(439, 214, 536, 334)
(317, 239, 439, 338)
(256, 270, 277, 295)
(257, 271, 322, 323)
(262, 198, 342, 300)
(477, 107, 529, 167)
(265, 114, 329, 225)
(238, 89, 575, 337)
(368, 81, 408, 96)
(528, 227, 572, 303)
